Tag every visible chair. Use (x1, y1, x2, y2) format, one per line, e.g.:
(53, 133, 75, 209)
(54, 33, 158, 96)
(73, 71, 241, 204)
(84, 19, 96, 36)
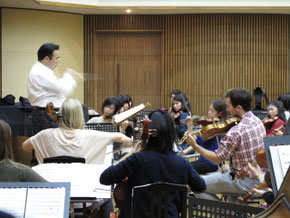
(188, 195, 265, 218)
(131, 182, 187, 218)
(43, 155, 85, 163)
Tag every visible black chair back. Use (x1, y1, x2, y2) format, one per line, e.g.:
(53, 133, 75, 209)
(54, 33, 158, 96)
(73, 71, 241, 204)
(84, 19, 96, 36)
(43, 155, 85, 163)
(188, 195, 264, 218)
(131, 182, 187, 218)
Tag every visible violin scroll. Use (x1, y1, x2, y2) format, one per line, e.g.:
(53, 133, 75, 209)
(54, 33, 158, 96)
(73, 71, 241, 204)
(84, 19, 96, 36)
(45, 102, 58, 122)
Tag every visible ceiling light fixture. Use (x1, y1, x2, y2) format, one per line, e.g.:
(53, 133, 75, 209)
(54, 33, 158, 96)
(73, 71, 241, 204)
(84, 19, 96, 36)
(126, 9, 132, 13)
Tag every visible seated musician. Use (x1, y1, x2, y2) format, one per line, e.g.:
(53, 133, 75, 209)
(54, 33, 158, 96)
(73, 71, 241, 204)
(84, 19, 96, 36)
(185, 88, 266, 202)
(171, 93, 192, 151)
(117, 94, 136, 136)
(87, 96, 130, 134)
(100, 109, 206, 218)
(22, 98, 132, 218)
(0, 120, 46, 182)
(265, 100, 286, 136)
(182, 99, 228, 174)
(23, 98, 132, 163)
(87, 97, 121, 123)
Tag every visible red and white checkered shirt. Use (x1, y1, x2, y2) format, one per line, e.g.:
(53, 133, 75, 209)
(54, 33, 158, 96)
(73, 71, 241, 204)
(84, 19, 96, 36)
(216, 111, 266, 178)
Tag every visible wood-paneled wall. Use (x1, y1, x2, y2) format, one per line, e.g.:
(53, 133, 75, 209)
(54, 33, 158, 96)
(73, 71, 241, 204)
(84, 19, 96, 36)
(85, 14, 288, 115)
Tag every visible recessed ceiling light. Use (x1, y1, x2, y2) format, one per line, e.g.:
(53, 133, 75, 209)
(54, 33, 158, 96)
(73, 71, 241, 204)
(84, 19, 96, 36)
(126, 9, 132, 13)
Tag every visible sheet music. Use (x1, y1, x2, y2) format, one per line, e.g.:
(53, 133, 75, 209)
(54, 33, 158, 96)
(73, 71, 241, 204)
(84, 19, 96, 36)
(0, 188, 26, 218)
(277, 145, 290, 176)
(113, 103, 145, 124)
(269, 145, 290, 190)
(33, 163, 111, 198)
(25, 188, 65, 218)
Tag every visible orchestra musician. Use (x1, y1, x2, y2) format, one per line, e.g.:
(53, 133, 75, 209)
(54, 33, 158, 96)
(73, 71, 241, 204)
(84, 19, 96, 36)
(87, 97, 122, 123)
(278, 93, 290, 120)
(100, 109, 206, 218)
(265, 100, 286, 136)
(185, 88, 266, 202)
(27, 43, 83, 134)
(171, 93, 192, 151)
(182, 99, 228, 174)
(22, 98, 133, 218)
(0, 120, 46, 182)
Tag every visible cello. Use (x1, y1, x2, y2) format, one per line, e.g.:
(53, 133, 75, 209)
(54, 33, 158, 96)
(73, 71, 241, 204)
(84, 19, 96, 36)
(112, 116, 156, 217)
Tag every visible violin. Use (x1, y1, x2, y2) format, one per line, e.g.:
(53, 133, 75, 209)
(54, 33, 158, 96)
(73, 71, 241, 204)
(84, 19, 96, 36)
(179, 117, 240, 144)
(263, 116, 279, 129)
(200, 116, 240, 141)
(45, 102, 58, 122)
(192, 116, 220, 126)
(237, 149, 272, 204)
(113, 116, 155, 212)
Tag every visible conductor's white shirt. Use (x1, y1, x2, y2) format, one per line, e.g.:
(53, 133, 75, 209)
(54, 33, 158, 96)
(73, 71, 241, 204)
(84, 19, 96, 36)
(27, 62, 76, 108)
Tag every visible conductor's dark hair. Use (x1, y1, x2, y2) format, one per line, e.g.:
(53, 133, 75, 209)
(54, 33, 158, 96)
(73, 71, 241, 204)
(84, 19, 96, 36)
(37, 43, 59, 61)
(146, 109, 176, 154)
(225, 88, 252, 112)
(102, 97, 122, 115)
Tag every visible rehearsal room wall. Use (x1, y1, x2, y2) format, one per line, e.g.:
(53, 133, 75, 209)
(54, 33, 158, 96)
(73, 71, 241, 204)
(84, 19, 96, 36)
(1, 8, 84, 103)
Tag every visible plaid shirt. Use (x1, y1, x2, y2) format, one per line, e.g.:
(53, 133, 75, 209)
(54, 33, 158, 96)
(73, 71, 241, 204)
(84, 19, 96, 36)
(216, 111, 266, 178)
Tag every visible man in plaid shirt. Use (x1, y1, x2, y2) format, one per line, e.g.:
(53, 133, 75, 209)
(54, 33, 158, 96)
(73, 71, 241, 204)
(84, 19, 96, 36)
(186, 88, 266, 202)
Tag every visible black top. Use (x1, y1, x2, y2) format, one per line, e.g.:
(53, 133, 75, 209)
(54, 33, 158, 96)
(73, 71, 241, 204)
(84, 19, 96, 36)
(100, 150, 206, 218)
(262, 191, 275, 205)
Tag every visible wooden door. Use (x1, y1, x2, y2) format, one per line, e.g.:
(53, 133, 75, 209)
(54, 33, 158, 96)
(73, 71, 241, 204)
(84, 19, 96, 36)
(93, 32, 162, 112)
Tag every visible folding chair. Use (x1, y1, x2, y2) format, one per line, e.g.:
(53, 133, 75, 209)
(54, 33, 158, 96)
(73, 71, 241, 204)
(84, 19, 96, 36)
(131, 182, 187, 218)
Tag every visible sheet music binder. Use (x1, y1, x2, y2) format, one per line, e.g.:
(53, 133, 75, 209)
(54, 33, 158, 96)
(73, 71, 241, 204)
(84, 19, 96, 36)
(264, 136, 290, 196)
(0, 182, 70, 218)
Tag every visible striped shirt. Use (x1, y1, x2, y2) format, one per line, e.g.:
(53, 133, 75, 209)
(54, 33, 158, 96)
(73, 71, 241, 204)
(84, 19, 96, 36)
(216, 111, 266, 178)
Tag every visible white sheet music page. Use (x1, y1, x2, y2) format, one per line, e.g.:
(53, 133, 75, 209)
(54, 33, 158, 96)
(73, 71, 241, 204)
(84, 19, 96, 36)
(0, 188, 26, 218)
(25, 188, 65, 218)
(33, 163, 111, 198)
(277, 145, 290, 176)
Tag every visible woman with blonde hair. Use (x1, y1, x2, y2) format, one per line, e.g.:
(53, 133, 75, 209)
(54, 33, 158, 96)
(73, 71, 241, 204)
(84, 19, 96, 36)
(0, 120, 46, 182)
(23, 98, 132, 164)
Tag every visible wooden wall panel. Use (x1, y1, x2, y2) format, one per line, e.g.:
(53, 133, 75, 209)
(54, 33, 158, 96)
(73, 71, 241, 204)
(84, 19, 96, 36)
(85, 14, 288, 115)
(163, 14, 288, 115)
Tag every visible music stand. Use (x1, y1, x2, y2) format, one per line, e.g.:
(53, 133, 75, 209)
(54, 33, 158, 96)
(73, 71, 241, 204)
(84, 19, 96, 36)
(85, 123, 120, 132)
(264, 136, 290, 196)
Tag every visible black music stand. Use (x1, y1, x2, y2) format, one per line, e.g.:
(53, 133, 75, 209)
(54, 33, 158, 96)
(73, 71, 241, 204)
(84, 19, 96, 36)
(85, 123, 120, 132)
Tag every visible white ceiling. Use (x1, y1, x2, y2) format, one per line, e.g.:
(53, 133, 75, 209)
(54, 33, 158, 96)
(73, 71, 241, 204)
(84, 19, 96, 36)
(1, 0, 290, 15)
